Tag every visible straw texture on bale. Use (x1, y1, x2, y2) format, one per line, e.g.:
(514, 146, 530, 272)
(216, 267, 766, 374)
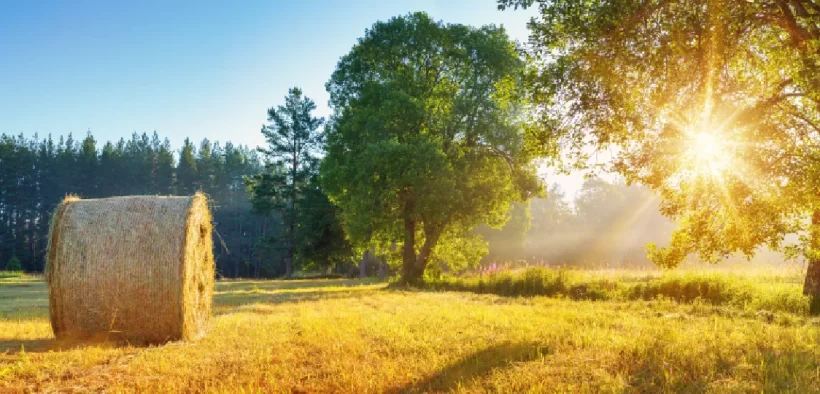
(46, 193, 214, 344)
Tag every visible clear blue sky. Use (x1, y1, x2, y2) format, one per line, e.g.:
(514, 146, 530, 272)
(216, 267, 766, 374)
(1, 1, 591, 197)
(1, 0, 534, 148)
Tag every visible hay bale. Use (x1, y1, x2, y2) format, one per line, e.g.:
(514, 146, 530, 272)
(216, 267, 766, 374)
(46, 193, 214, 344)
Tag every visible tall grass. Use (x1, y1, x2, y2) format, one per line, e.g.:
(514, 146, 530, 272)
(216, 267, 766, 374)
(422, 268, 811, 315)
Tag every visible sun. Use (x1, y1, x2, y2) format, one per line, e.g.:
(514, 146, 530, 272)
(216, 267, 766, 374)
(682, 127, 734, 179)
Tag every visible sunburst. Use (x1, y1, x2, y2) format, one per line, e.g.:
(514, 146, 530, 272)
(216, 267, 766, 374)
(682, 127, 735, 180)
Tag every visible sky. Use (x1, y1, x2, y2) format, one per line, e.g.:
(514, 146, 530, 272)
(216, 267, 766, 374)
(0, 0, 586, 197)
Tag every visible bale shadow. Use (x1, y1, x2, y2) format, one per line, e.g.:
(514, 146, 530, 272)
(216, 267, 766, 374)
(388, 342, 551, 393)
(0, 338, 113, 355)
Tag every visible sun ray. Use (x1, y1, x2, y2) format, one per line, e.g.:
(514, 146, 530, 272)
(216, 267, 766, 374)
(580, 190, 659, 264)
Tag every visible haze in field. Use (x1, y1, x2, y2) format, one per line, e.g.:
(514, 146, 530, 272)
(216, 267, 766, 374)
(491, 180, 799, 269)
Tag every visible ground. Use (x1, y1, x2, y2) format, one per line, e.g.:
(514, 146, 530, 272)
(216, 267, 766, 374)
(1, 271, 819, 393)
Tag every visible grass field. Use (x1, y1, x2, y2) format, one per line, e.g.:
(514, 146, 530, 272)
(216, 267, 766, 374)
(2, 270, 820, 393)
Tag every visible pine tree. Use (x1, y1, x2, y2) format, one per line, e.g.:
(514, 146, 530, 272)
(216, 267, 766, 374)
(177, 138, 198, 194)
(78, 132, 99, 197)
(248, 88, 324, 278)
(6, 255, 21, 272)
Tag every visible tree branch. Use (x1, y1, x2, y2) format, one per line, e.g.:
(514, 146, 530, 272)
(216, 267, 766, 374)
(606, 0, 673, 40)
(773, 0, 816, 44)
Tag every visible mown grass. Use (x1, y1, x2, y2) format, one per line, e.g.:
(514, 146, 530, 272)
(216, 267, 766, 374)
(1, 272, 819, 393)
(423, 268, 812, 315)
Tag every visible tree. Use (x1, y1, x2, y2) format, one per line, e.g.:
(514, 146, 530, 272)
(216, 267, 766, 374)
(177, 138, 198, 194)
(78, 132, 99, 196)
(152, 132, 176, 195)
(500, 0, 820, 308)
(197, 139, 218, 193)
(248, 88, 324, 278)
(294, 175, 353, 273)
(6, 255, 22, 271)
(322, 13, 545, 284)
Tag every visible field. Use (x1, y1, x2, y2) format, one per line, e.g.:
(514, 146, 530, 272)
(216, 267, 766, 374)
(2, 269, 820, 393)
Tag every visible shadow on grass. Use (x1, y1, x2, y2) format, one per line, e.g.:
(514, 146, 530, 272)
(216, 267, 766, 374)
(213, 286, 385, 315)
(216, 278, 381, 292)
(388, 342, 550, 394)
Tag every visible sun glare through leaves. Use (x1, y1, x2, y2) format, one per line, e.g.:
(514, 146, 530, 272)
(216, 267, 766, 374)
(683, 127, 735, 180)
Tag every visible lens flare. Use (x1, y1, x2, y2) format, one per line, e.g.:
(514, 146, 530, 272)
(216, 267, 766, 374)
(685, 129, 733, 178)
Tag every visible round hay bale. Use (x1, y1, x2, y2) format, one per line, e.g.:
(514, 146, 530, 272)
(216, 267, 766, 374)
(46, 193, 214, 344)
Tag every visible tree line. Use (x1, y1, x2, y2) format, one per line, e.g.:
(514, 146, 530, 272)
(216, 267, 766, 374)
(0, 131, 282, 277)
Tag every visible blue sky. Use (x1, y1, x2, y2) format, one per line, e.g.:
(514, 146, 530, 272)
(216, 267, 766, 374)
(1, 1, 589, 196)
(1, 0, 534, 147)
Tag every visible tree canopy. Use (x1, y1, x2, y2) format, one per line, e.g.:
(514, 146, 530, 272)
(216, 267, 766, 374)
(322, 12, 546, 283)
(500, 0, 820, 301)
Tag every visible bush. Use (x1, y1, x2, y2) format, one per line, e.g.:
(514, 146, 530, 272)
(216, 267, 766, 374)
(5, 255, 22, 271)
(623, 274, 751, 305)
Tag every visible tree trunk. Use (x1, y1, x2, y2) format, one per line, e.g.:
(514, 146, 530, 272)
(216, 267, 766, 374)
(804, 210, 820, 314)
(806, 259, 820, 314)
(287, 148, 298, 279)
(286, 198, 295, 279)
(414, 224, 442, 279)
(401, 219, 443, 285)
(360, 249, 370, 280)
(378, 256, 387, 280)
(254, 256, 260, 279)
(402, 215, 418, 284)
(236, 220, 242, 278)
(254, 220, 265, 279)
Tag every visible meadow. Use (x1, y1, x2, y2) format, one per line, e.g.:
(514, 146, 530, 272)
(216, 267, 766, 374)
(1, 268, 819, 393)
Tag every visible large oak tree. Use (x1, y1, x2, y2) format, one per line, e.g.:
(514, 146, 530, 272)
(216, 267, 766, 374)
(500, 0, 820, 309)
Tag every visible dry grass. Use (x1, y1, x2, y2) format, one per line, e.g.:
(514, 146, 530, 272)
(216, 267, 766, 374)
(1, 273, 819, 393)
(47, 194, 214, 344)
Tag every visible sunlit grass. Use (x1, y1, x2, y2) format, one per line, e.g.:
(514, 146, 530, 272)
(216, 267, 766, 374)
(1, 274, 819, 392)
(425, 267, 812, 315)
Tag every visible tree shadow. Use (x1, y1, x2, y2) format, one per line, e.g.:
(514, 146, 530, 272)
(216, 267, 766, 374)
(213, 287, 384, 315)
(216, 278, 380, 293)
(388, 342, 551, 394)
